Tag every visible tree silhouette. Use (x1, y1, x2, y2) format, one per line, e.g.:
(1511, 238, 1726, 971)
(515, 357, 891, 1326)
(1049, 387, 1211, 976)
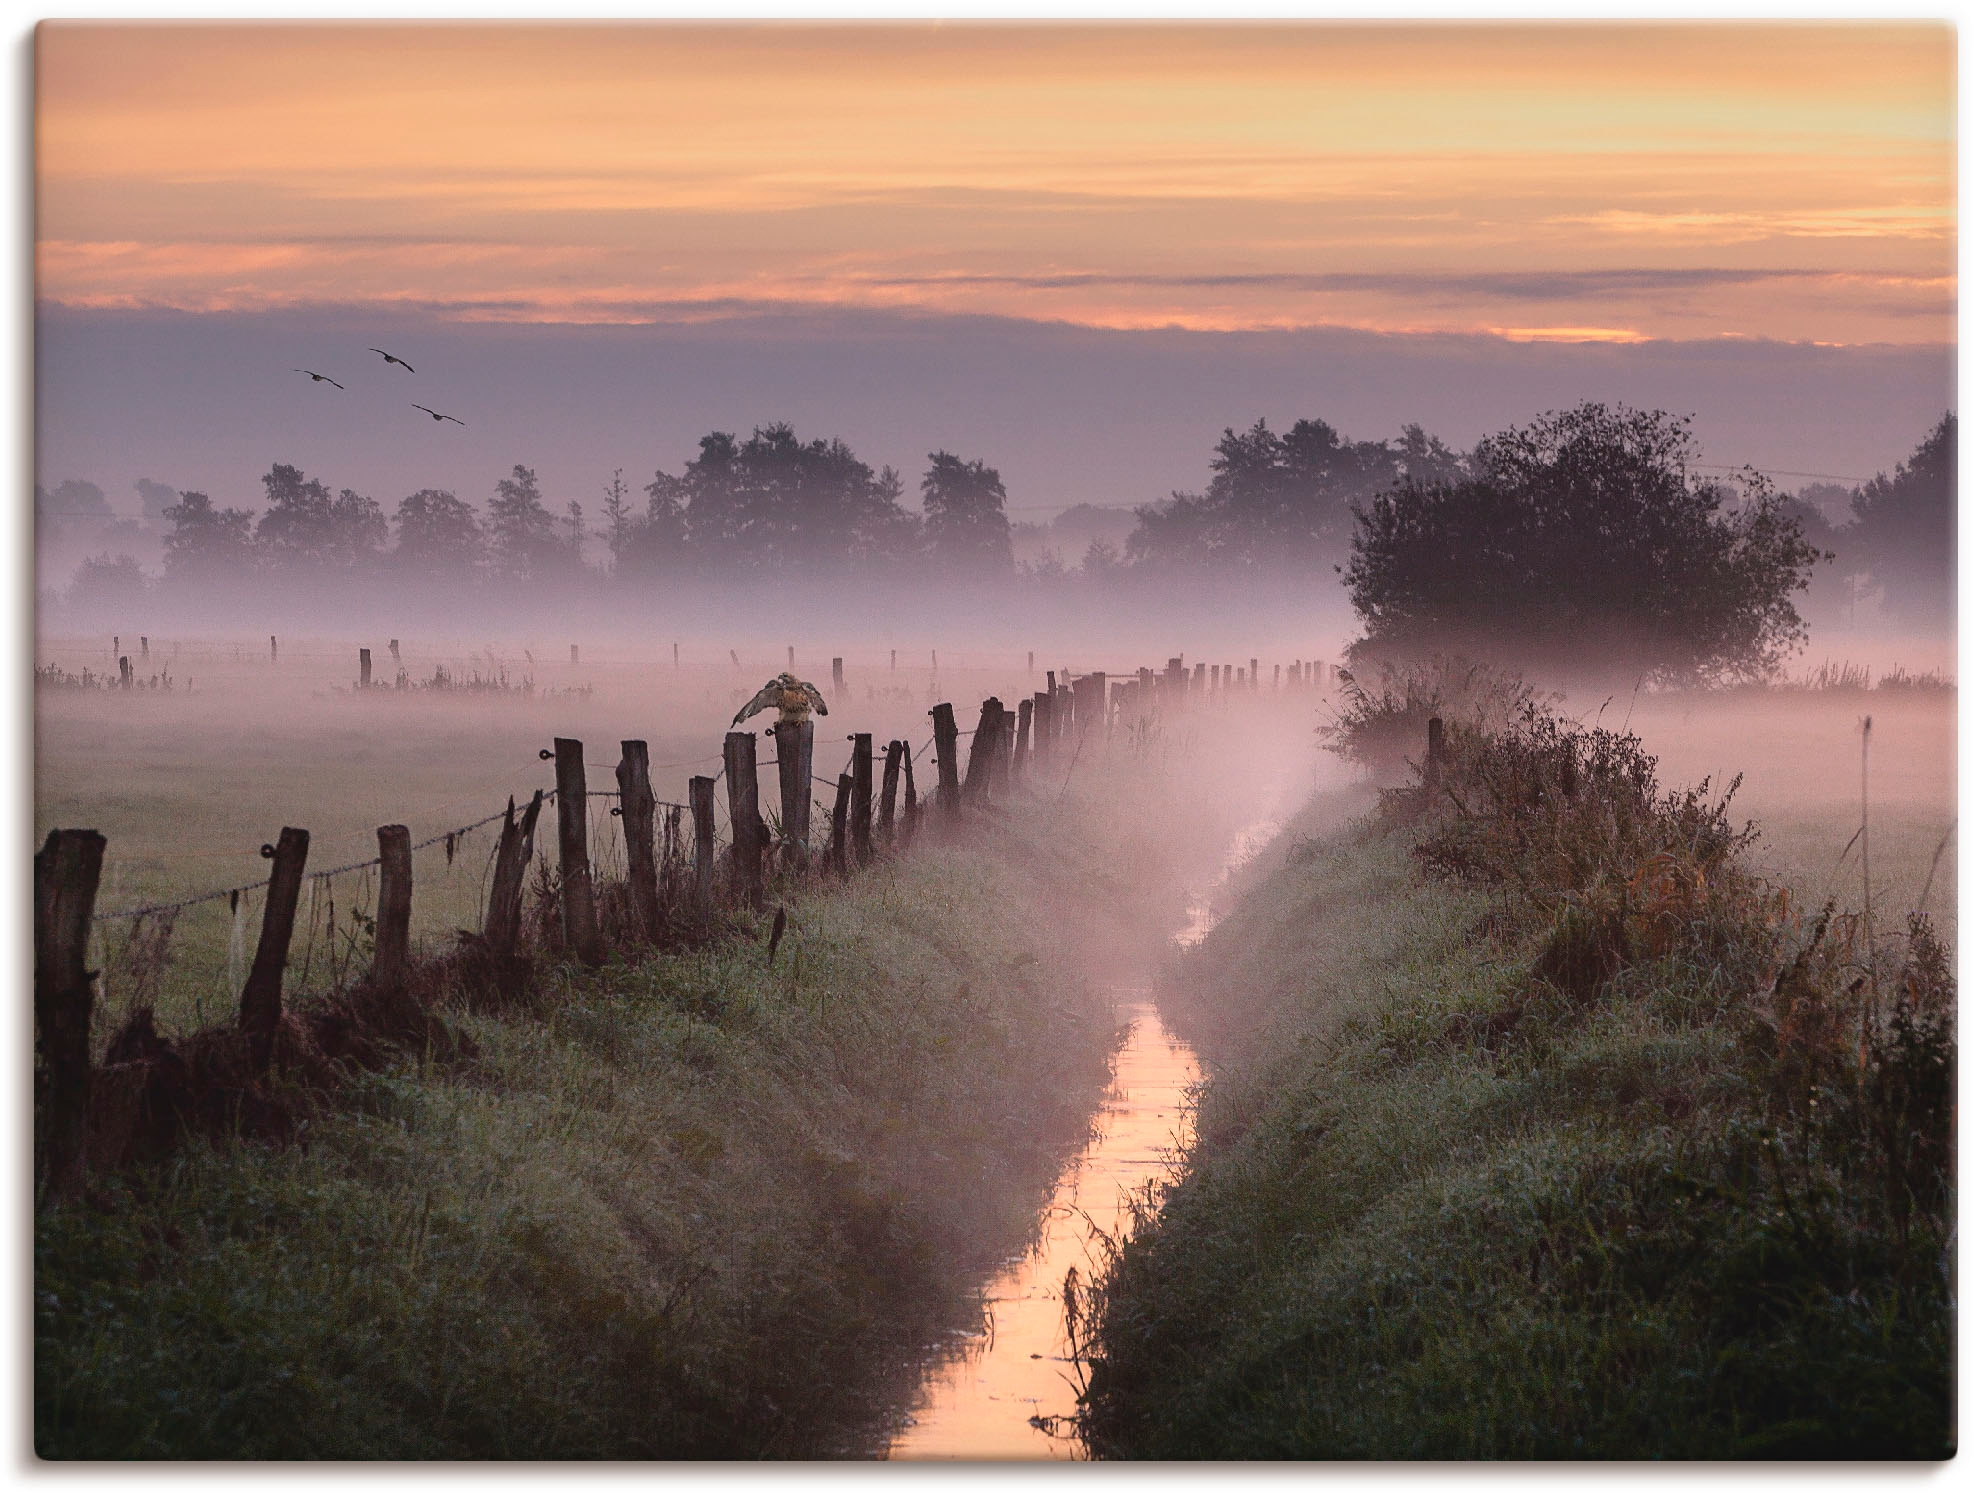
(1344, 402, 1825, 684)
(255, 464, 336, 569)
(160, 490, 255, 583)
(487, 464, 562, 583)
(921, 451, 1013, 575)
(393, 488, 484, 579)
(1844, 414, 1954, 626)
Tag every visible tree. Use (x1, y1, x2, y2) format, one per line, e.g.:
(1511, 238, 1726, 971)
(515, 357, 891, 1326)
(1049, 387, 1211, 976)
(328, 488, 388, 569)
(487, 465, 562, 583)
(255, 463, 336, 569)
(393, 488, 483, 579)
(1342, 402, 1826, 685)
(67, 553, 149, 615)
(615, 470, 689, 579)
(920, 451, 1013, 576)
(1843, 414, 1954, 626)
(160, 490, 255, 583)
(1125, 416, 1424, 574)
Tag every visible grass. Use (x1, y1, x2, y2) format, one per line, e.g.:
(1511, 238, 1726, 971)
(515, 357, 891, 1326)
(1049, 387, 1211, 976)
(1076, 696, 1954, 1460)
(36, 682, 1303, 1459)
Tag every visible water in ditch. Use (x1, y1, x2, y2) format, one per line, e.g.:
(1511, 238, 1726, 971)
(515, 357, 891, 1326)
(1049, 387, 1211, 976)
(884, 816, 1279, 1460)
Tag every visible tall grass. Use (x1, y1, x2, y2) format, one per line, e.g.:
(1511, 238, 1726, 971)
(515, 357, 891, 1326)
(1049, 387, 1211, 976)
(1076, 696, 1954, 1459)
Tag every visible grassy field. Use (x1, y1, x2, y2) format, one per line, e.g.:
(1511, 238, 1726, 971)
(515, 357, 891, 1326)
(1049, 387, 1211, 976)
(35, 648, 1322, 1458)
(1076, 688, 1955, 1459)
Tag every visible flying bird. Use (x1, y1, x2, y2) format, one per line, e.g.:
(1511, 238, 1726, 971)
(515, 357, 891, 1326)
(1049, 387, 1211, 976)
(733, 673, 829, 727)
(411, 404, 466, 427)
(294, 369, 344, 389)
(368, 347, 415, 372)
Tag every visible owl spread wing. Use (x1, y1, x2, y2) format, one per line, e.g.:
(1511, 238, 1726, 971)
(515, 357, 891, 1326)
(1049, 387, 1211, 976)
(733, 681, 781, 726)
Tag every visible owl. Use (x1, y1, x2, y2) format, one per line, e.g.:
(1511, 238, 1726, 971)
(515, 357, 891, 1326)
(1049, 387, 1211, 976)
(733, 672, 830, 727)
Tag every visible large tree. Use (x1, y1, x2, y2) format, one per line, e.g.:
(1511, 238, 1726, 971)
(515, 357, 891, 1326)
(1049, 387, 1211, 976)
(1342, 402, 1825, 684)
(394, 488, 484, 580)
(487, 464, 564, 583)
(159, 490, 256, 583)
(920, 451, 1013, 576)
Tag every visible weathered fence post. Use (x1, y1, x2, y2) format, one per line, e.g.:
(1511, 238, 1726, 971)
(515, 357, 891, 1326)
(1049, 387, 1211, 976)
(617, 741, 662, 941)
(1014, 698, 1033, 783)
(270, 634, 278, 663)
(34, 828, 105, 1200)
(992, 706, 1014, 793)
(1089, 673, 1108, 738)
(118, 656, 132, 689)
(1031, 691, 1051, 766)
(963, 699, 1003, 801)
(689, 775, 717, 907)
(773, 719, 815, 869)
(724, 731, 765, 908)
(851, 733, 874, 864)
(485, 791, 544, 959)
(787, 644, 795, 670)
(571, 644, 579, 666)
(930, 703, 962, 822)
(388, 638, 400, 665)
(879, 739, 903, 844)
(900, 742, 920, 846)
(832, 657, 845, 694)
(371, 824, 413, 988)
(241, 826, 310, 1075)
(359, 648, 372, 689)
(553, 739, 605, 967)
(140, 636, 149, 662)
(890, 648, 896, 671)
(830, 772, 853, 875)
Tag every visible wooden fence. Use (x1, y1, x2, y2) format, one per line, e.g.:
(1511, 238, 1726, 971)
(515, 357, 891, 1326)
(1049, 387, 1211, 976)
(33, 650, 1336, 1198)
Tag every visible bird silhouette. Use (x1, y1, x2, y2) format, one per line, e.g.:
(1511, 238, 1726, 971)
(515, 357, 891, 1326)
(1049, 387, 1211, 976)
(411, 403, 466, 427)
(294, 369, 345, 389)
(368, 347, 415, 372)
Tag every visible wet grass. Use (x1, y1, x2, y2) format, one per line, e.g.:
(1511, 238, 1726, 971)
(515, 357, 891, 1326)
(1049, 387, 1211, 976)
(1077, 705, 1954, 1460)
(37, 842, 1120, 1458)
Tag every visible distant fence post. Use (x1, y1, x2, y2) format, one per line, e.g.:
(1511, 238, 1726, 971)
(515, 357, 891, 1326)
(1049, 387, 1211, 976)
(270, 634, 277, 664)
(359, 648, 372, 689)
(930, 703, 962, 822)
(118, 656, 132, 689)
(689, 776, 718, 907)
(140, 636, 149, 662)
(388, 638, 400, 665)
(724, 731, 765, 908)
(372, 824, 412, 988)
(34, 828, 105, 1201)
(773, 719, 815, 869)
(617, 740, 661, 941)
(553, 738, 605, 967)
(832, 657, 845, 694)
(485, 791, 544, 959)
(1013, 698, 1033, 783)
(879, 739, 903, 844)
(240, 826, 310, 1075)
(851, 733, 874, 865)
(830, 772, 853, 875)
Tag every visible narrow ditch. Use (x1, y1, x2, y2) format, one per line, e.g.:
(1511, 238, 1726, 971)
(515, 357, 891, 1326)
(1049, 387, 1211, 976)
(883, 814, 1284, 1460)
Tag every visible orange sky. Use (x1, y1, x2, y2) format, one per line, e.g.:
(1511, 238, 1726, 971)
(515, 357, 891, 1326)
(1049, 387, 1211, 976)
(35, 22, 1956, 344)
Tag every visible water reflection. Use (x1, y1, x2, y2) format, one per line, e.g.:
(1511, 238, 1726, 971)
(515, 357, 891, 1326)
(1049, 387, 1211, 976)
(884, 1000, 1199, 1460)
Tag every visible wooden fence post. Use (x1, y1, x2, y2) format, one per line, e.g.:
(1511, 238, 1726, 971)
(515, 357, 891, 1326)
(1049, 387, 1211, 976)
(617, 741, 661, 941)
(388, 638, 400, 665)
(689, 776, 717, 907)
(724, 731, 765, 907)
(34, 828, 105, 1200)
(372, 824, 412, 988)
(118, 656, 132, 689)
(1030, 691, 1051, 765)
(851, 733, 874, 864)
(140, 636, 148, 662)
(930, 703, 962, 822)
(832, 657, 845, 694)
(1014, 698, 1033, 783)
(899, 742, 920, 845)
(270, 634, 278, 663)
(571, 644, 579, 666)
(773, 719, 815, 868)
(963, 699, 1002, 801)
(553, 739, 605, 967)
(241, 826, 310, 1075)
(992, 706, 1014, 792)
(485, 791, 544, 958)
(359, 648, 372, 689)
(879, 739, 903, 844)
(830, 772, 853, 875)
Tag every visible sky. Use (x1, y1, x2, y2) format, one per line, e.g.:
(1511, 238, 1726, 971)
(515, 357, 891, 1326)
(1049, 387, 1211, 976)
(32, 21, 1958, 521)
